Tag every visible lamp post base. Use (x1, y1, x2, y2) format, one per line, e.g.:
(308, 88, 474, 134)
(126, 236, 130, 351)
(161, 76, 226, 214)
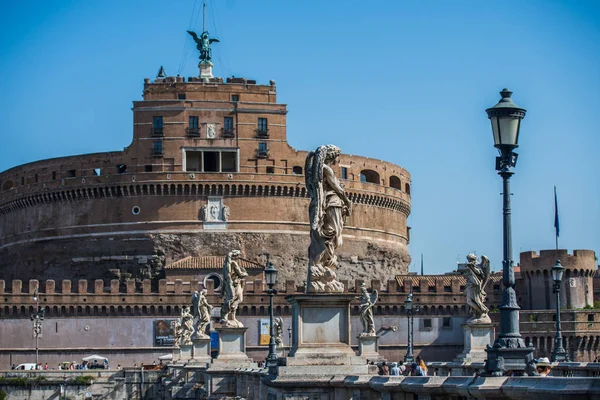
(484, 344, 535, 376)
(551, 350, 569, 363)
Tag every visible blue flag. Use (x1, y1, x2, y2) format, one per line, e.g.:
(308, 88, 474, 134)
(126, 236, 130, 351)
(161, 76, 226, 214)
(554, 186, 559, 238)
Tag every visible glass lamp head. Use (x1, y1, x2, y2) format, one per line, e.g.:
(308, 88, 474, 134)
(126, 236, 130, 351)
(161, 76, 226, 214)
(552, 259, 565, 283)
(405, 293, 413, 311)
(486, 88, 526, 149)
(265, 262, 278, 286)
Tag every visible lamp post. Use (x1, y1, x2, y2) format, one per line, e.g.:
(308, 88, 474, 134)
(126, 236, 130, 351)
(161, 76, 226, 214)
(264, 261, 279, 372)
(287, 326, 292, 357)
(30, 290, 44, 367)
(404, 290, 418, 363)
(551, 260, 569, 362)
(484, 89, 534, 375)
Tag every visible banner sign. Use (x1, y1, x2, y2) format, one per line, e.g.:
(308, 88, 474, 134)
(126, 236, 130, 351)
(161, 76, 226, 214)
(259, 318, 270, 345)
(210, 331, 219, 349)
(154, 320, 176, 346)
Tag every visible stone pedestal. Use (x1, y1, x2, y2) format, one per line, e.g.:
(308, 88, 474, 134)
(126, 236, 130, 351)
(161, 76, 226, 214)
(454, 323, 495, 363)
(357, 335, 381, 362)
(191, 338, 211, 364)
(179, 344, 193, 361)
(281, 294, 369, 375)
(213, 327, 251, 363)
(199, 61, 213, 80)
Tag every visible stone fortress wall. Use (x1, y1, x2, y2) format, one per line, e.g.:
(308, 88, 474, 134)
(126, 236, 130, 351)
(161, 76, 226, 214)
(520, 249, 596, 310)
(0, 76, 412, 285)
(2, 270, 600, 365)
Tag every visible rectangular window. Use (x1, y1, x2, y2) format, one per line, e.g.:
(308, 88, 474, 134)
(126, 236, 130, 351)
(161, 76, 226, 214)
(178, 93, 186, 100)
(428, 286, 435, 293)
(221, 152, 237, 172)
(145, 165, 153, 172)
(257, 118, 268, 134)
(153, 116, 163, 136)
(224, 117, 234, 137)
(341, 167, 348, 180)
(152, 141, 163, 155)
(203, 151, 219, 172)
(444, 286, 451, 293)
(189, 116, 199, 129)
(67, 170, 76, 178)
(589, 314, 595, 322)
(442, 317, 451, 328)
(493, 284, 500, 292)
(52, 171, 56, 180)
(266, 166, 275, 174)
(231, 95, 239, 102)
(412, 286, 420, 293)
(423, 319, 432, 329)
(258, 142, 268, 155)
(35, 174, 38, 183)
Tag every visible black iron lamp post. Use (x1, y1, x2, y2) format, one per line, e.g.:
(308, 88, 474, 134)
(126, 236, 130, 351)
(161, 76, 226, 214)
(484, 89, 534, 375)
(404, 290, 418, 363)
(551, 260, 569, 362)
(264, 261, 279, 371)
(287, 326, 292, 357)
(30, 290, 45, 367)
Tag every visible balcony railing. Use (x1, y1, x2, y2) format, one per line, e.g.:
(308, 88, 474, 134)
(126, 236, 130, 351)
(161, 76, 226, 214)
(223, 128, 235, 138)
(256, 129, 269, 138)
(151, 127, 164, 136)
(186, 127, 200, 137)
(256, 149, 269, 159)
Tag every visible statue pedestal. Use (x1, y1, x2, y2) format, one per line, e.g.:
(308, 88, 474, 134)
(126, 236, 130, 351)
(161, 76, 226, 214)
(199, 61, 213, 80)
(357, 335, 382, 362)
(179, 344, 193, 361)
(213, 327, 252, 364)
(281, 294, 370, 376)
(190, 338, 211, 364)
(454, 322, 495, 363)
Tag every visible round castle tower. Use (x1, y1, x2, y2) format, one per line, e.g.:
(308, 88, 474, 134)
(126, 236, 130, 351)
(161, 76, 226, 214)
(520, 249, 596, 310)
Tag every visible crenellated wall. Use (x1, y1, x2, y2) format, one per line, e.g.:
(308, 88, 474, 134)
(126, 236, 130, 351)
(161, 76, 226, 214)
(520, 250, 596, 309)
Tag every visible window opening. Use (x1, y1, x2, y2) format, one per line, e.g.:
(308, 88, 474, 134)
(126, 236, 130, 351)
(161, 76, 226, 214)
(341, 167, 348, 180)
(292, 166, 303, 175)
(152, 141, 163, 155)
(231, 95, 239, 102)
(117, 164, 127, 174)
(221, 152, 236, 172)
(266, 166, 275, 174)
(153, 116, 163, 136)
(203, 151, 219, 172)
(257, 118, 268, 136)
(224, 117, 234, 137)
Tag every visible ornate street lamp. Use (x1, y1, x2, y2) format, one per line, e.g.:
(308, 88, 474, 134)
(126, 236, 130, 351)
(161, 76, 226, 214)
(30, 290, 45, 368)
(264, 261, 279, 372)
(551, 260, 569, 362)
(484, 89, 534, 375)
(404, 290, 418, 363)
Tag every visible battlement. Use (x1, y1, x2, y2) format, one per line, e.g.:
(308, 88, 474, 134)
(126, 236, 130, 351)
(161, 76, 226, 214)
(0, 275, 502, 296)
(520, 249, 597, 273)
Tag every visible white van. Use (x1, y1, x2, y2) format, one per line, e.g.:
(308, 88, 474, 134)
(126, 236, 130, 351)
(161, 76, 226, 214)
(15, 363, 38, 370)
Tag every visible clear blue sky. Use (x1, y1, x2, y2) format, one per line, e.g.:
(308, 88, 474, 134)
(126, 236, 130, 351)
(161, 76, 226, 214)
(1, 0, 598, 274)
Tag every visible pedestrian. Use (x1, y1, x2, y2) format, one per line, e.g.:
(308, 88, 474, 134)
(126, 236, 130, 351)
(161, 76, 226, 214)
(44, 363, 48, 370)
(390, 362, 400, 376)
(535, 357, 552, 376)
(117, 364, 121, 370)
(381, 361, 390, 375)
(415, 356, 428, 376)
(398, 361, 407, 375)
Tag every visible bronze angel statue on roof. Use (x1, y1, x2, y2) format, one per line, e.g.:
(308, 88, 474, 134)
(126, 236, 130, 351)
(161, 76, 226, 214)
(460, 254, 491, 323)
(187, 30, 220, 62)
(305, 144, 352, 292)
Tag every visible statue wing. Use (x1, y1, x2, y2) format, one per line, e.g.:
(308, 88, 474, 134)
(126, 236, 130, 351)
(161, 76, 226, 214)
(186, 30, 200, 42)
(209, 38, 220, 44)
(481, 255, 491, 290)
(370, 290, 378, 305)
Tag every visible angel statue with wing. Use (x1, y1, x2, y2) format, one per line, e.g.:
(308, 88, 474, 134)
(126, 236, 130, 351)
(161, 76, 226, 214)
(192, 289, 213, 339)
(356, 283, 378, 336)
(187, 30, 220, 63)
(273, 317, 284, 347)
(305, 145, 352, 292)
(219, 250, 248, 328)
(461, 254, 491, 323)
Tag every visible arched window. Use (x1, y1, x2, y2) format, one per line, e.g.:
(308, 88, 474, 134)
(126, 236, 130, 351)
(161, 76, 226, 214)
(405, 183, 411, 195)
(360, 169, 380, 184)
(389, 176, 401, 190)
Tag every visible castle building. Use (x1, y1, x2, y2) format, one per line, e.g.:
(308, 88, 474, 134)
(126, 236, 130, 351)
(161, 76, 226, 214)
(0, 68, 411, 286)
